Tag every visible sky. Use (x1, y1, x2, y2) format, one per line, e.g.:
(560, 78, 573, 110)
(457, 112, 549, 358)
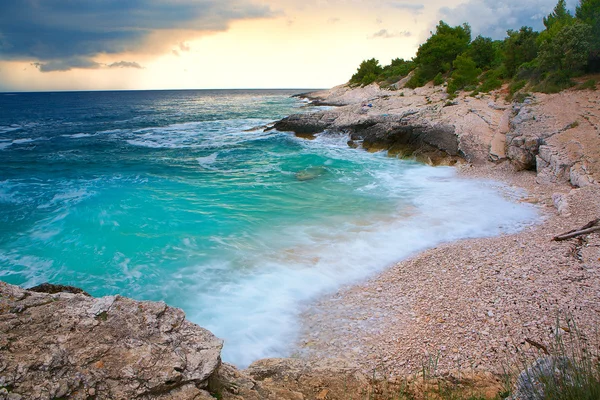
(0, 0, 578, 92)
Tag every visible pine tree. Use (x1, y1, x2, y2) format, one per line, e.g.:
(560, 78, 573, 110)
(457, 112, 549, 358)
(544, 0, 573, 29)
(576, 0, 600, 48)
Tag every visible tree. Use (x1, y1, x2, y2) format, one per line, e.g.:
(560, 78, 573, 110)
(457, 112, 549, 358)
(539, 0, 575, 45)
(447, 55, 482, 93)
(538, 23, 593, 73)
(468, 35, 496, 69)
(503, 27, 539, 77)
(544, 0, 573, 29)
(576, 0, 600, 48)
(350, 59, 383, 86)
(409, 21, 472, 86)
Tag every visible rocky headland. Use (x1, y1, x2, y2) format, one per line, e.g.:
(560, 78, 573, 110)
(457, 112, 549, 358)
(1, 79, 599, 399)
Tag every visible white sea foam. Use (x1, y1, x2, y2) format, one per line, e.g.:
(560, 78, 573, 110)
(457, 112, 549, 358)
(62, 133, 94, 139)
(0, 125, 22, 134)
(197, 153, 219, 168)
(37, 187, 95, 209)
(0, 137, 48, 150)
(123, 119, 275, 149)
(12, 138, 34, 144)
(182, 163, 538, 367)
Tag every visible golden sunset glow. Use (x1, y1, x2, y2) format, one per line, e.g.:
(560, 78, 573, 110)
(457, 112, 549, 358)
(0, 0, 570, 91)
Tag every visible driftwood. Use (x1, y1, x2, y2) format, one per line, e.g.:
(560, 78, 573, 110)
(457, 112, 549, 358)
(553, 218, 600, 241)
(525, 338, 550, 355)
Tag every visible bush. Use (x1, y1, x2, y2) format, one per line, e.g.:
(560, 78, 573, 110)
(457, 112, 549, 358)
(533, 70, 575, 93)
(477, 69, 503, 92)
(578, 79, 597, 90)
(350, 58, 384, 86)
(433, 73, 444, 86)
(538, 23, 593, 75)
(405, 69, 426, 88)
(380, 58, 415, 83)
(515, 59, 541, 82)
(509, 79, 527, 95)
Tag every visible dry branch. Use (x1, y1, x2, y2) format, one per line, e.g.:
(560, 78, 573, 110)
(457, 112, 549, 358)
(553, 218, 600, 241)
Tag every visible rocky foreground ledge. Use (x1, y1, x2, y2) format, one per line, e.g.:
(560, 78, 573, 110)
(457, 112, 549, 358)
(0, 282, 504, 400)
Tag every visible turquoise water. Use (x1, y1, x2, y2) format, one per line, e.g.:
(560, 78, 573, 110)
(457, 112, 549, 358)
(0, 90, 537, 366)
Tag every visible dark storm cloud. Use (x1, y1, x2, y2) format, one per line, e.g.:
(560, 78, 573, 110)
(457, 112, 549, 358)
(0, 0, 273, 71)
(108, 61, 144, 69)
(439, 0, 579, 39)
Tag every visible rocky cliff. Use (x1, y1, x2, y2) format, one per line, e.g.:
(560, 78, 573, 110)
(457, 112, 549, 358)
(276, 81, 599, 187)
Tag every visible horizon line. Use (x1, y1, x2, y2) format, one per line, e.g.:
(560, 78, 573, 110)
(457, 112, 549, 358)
(0, 87, 327, 94)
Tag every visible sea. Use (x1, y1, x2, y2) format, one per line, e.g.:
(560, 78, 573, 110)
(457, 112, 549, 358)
(0, 89, 538, 367)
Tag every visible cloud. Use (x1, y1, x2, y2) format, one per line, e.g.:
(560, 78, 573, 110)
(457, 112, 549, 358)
(370, 29, 412, 39)
(439, 0, 579, 39)
(0, 0, 273, 71)
(389, 2, 425, 14)
(32, 59, 144, 72)
(32, 58, 102, 72)
(108, 61, 144, 69)
(328, 17, 341, 24)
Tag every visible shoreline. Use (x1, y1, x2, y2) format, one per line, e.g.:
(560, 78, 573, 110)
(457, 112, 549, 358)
(295, 164, 599, 376)
(1, 83, 599, 399)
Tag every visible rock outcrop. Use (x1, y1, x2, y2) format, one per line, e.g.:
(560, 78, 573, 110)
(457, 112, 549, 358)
(276, 81, 600, 187)
(0, 282, 223, 400)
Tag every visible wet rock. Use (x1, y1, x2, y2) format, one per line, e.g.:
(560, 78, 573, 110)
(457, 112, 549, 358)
(28, 282, 91, 296)
(296, 166, 327, 181)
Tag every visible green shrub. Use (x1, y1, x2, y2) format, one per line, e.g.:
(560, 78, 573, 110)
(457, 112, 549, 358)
(509, 80, 527, 95)
(468, 35, 497, 69)
(433, 73, 444, 86)
(380, 58, 415, 83)
(447, 55, 481, 93)
(350, 58, 383, 86)
(578, 79, 597, 90)
(534, 71, 575, 93)
(477, 72, 503, 92)
(405, 70, 426, 88)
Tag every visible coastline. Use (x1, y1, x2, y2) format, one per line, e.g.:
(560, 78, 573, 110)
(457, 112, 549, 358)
(1, 82, 599, 399)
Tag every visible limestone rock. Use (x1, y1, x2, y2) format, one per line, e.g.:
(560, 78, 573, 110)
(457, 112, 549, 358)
(0, 281, 223, 400)
(509, 357, 575, 400)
